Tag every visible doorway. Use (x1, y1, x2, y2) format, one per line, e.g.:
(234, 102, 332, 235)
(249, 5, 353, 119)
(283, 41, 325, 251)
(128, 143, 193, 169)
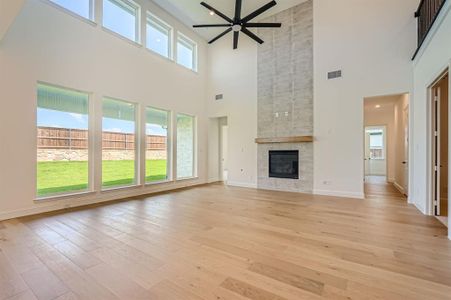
(364, 126, 387, 181)
(363, 94, 410, 198)
(430, 71, 449, 226)
(220, 123, 228, 181)
(208, 116, 228, 183)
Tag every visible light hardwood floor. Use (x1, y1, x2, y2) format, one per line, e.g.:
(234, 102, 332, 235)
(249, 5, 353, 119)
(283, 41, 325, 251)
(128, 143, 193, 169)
(1, 182, 450, 300)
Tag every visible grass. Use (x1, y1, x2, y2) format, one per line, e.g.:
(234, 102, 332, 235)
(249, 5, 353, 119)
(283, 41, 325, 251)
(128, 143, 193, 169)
(37, 160, 167, 197)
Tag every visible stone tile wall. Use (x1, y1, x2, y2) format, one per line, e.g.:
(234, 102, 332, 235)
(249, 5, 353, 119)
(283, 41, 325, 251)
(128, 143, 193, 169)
(257, 1, 313, 193)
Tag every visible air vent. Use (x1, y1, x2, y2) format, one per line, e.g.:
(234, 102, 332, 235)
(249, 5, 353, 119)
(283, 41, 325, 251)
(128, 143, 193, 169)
(215, 94, 224, 101)
(328, 70, 342, 80)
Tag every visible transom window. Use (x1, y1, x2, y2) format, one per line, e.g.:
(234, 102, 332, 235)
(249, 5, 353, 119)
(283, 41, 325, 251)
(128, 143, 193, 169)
(49, 0, 93, 20)
(103, 0, 140, 42)
(177, 33, 197, 71)
(146, 13, 173, 59)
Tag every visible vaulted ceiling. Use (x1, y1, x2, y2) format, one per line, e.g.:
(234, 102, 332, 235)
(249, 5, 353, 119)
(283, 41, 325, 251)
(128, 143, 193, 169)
(0, 0, 26, 42)
(153, 0, 308, 40)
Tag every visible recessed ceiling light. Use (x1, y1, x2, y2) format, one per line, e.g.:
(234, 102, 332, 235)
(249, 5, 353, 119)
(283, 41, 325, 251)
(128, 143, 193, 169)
(375, 105, 381, 108)
(209, 10, 215, 16)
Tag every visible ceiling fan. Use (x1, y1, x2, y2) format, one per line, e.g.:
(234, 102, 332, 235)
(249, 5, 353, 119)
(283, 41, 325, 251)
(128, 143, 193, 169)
(193, 0, 282, 49)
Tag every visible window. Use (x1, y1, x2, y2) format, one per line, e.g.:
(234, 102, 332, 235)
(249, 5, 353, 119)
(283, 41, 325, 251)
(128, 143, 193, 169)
(146, 13, 172, 59)
(102, 98, 137, 188)
(49, 0, 93, 20)
(177, 33, 197, 71)
(369, 130, 384, 159)
(176, 113, 195, 179)
(103, 0, 140, 42)
(146, 107, 170, 183)
(36, 84, 90, 197)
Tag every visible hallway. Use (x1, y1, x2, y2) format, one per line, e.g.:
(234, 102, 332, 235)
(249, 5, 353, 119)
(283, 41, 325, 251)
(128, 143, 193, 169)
(365, 176, 406, 200)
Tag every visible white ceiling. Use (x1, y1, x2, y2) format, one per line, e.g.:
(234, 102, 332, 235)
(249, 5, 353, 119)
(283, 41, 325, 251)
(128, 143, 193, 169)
(153, 0, 308, 40)
(364, 95, 405, 111)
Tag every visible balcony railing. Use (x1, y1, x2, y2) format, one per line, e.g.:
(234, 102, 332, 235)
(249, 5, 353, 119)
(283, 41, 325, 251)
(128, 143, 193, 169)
(412, 0, 447, 59)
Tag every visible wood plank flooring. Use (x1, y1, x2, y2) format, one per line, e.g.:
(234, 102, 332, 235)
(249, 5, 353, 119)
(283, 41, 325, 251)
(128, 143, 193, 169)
(1, 182, 450, 300)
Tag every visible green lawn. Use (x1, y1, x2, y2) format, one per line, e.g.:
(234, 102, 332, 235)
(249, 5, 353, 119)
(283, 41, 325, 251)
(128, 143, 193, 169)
(37, 160, 167, 197)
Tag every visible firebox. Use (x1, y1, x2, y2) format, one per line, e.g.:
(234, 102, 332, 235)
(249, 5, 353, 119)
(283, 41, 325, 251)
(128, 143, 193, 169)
(269, 150, 299, 179)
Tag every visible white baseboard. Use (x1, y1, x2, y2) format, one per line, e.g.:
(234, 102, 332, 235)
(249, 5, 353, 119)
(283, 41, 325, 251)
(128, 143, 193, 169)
(227, 181, 258, 189)
(393, 182, 405, 195)
(387, 177, 395, 183)
(0, 180, 206, 221)
(207, 177, 220, 183)
(313, 189, 364, 199)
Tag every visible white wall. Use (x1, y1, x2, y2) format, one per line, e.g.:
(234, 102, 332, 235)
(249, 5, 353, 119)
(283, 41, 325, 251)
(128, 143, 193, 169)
(207, 37, 258, 188)
(313, 0, 418, 198)
(394, 94, 409, 194)
(412, 1, 451, 238)
(0, 0, 208, 219)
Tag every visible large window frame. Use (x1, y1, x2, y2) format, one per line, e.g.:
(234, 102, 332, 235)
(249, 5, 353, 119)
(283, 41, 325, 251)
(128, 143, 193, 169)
(176, 33, 198, 72)
(101, 97, 139, 190)
(102, 0, 141, 43)
(48, 0, 95, 21)
(145, 106, 172, 184)
(176, 113, 196, 180)
(36, 83, 93, 199)
(146, 13, 173, 59)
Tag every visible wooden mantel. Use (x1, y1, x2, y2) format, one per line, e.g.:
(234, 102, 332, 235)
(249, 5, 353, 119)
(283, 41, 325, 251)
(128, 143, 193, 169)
(255, 136, 314, 144)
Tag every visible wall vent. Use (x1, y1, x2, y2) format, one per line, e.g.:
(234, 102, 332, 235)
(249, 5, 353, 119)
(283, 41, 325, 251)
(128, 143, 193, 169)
(327, 70, 342, 80)
(215, 94, 224, 100)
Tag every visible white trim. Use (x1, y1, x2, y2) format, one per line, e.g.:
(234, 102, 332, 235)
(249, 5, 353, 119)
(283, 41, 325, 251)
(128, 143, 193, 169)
(208, 177, 220, 183)
(393, 181, 405, 195)
(227, 181, 258, 189)
(313, 189, 365, 199)
(0, 180, 205, 221)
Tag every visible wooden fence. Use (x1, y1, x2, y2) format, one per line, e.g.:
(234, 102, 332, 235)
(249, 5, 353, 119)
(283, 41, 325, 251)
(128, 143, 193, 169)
(37, 127, 166, 150)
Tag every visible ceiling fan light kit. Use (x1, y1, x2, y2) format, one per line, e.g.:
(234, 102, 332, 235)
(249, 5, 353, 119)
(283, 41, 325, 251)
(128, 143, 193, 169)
(193, 0, 282, 49)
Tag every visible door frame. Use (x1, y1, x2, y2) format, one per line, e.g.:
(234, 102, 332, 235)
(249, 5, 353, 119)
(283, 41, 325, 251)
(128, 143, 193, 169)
(427, 68, 449, 216)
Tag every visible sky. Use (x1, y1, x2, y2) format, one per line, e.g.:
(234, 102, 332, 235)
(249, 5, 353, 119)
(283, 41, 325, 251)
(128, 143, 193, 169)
(38, 108, 167, 136)
(50, 0, 90, 19)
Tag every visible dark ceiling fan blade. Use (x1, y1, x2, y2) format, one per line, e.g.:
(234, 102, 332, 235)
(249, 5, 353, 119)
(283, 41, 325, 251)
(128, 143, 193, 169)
(235, 0, 242, 21)
(193, 24, 231, 28)
(209, 27, 233, 44)
(241, 27, 264, 44)
(241, 1, 277, 23)
(201, 2, 233, 23)
(233, 31, 239, 49)
(244, 22, 282, 28)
